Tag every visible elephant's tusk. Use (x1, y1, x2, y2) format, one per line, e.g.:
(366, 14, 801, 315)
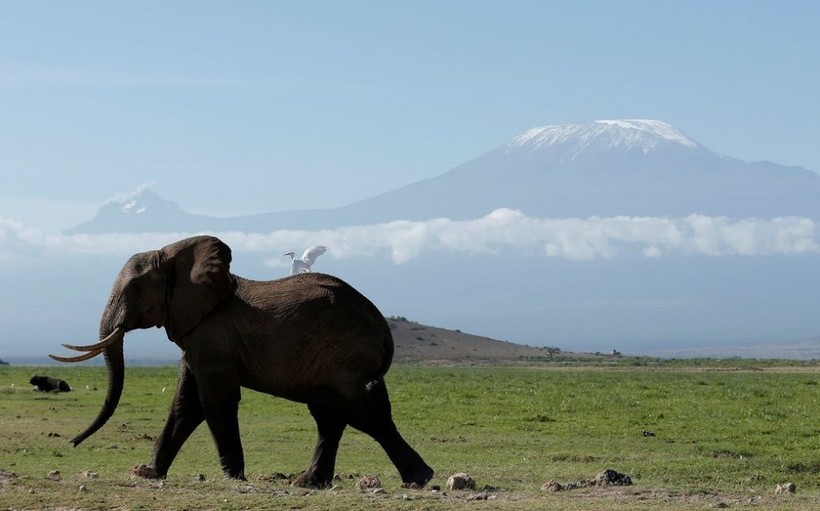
(48, 349, 103, 363)
(59, 327, 123, 352)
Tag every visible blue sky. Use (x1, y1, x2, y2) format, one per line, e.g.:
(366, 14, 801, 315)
(1, 1, 819, 231)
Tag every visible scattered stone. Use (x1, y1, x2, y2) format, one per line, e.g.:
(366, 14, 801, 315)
(402, 493, 412, 500)
(467, 492, 493, 501)
(542, 480, 582, 491)
(195, 474, 206, 482)
(372, 487, 387, 495)
(130, 464, 159, 479)
(81, 470, 98, 479)
(775, 482, 796, 494)
(430, 484, 441, 492)
(0, 469, 18, 484)
(79, 484, 88, 492)
(642, 430, 656, 437)
(593, 469, 632, 487)
(47, 432, 62, 438)
(356, 475, 382, 491)
(28, 488, 35, 494)
(46, 470, 62, 481)
(401, 481, 423, 489)
(541, 481, 563, 492)
(541, 469, 632, 492)
(447, 472, 476, 491)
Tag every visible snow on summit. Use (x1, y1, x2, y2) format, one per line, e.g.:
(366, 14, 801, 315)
(510, 119, 700, 154)
(103, 185, 179, 216)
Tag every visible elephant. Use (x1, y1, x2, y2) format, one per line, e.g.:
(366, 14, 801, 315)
(50, 235, 434, 488)
(30, 375, 71, 392)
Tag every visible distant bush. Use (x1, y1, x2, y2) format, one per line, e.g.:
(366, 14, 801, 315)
(387, 315, 418, 324)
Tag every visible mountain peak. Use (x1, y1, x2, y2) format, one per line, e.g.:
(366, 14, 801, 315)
(63, 185, 206, 234)
(103, 184, 180, 216)
(509, 119, 700, 154)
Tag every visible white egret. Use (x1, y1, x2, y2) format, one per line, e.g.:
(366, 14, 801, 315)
(284, 245, 327, 275)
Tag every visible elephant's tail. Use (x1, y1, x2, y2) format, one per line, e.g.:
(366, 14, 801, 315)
(371, 318, 394, 384)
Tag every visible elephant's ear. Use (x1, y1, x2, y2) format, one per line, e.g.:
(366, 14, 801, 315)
(163, 236, 234, 340)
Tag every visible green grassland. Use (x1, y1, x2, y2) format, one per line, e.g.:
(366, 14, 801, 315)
(1, 364, 818, 510)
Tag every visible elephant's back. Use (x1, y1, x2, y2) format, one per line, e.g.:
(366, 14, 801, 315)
(290, 273, 394, 376)
(235, 274, 394, 396)
(253, 272, 387, 324)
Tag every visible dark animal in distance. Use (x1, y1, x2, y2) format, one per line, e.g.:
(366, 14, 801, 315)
(30, 375, 71, 392)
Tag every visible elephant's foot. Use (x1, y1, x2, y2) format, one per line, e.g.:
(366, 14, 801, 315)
(130, 464, 163, 479)
(400, 464, 434, 488)
(293, 470, 333, 489)
(222, 469, 247, 481)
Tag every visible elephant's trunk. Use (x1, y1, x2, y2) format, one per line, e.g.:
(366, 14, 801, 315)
(68, 327, 126, 447)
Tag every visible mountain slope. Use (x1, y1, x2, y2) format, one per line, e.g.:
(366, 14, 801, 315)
(66, 119, 820, 234)
(339, 119, 820, 221)
(387, 316, 555, 364)
(66, 188, 216, 234)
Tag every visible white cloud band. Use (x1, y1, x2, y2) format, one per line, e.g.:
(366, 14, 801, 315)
(1, 209, 818, 263)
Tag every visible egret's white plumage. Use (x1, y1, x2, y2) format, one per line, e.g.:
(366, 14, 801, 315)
(284, 245, 327, 275)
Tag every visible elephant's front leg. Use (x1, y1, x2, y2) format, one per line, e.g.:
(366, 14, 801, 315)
(198, 374, 246, 480)
(135, 362, 205, 479)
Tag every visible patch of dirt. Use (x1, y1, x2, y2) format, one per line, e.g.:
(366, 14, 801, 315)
(0, 468, 17, 485)
(255, 472, 294, 484)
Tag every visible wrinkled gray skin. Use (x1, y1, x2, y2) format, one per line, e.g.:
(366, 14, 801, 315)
(51, 235, 433, 488)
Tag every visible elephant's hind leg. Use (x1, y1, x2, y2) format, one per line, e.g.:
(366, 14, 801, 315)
(348, 379, 434, 487)
(145, 362, 206, 478)
(294, 403, 347, 488)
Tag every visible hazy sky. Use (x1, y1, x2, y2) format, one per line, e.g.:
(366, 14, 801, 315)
(2, 1, 819, 231)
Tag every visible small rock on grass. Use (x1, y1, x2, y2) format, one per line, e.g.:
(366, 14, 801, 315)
(130, 464, 159, 479)
(593, 469, 632, 487)
(356, 475, 382, 491)
(775, 482, 796, 494)
(447, 472, 476, 490)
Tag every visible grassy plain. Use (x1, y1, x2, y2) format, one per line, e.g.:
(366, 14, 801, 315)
(0, 363, 818, 510)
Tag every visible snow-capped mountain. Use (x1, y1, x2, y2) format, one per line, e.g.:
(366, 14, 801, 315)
(338, 119, 820, 222)
(66, 119, 820, 234)
(510, 119, 700, 154)
(65, 187, 215, 234)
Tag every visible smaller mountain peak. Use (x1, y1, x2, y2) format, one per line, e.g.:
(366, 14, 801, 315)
(103, 184, 179, 216)
(64, 185, 193, 234)
(509, 119, 700, 153)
